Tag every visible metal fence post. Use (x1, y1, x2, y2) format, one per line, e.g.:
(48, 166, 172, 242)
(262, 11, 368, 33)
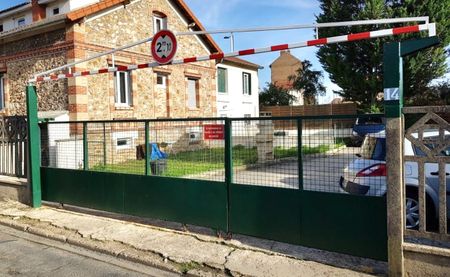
(83, 122, 88, 170)
(297, 118, 303, 191)
(224, 118, 233, 233)
(145, 121, 150, 176)
(103, 122, 107, 166)
(26, 85, 41, 208)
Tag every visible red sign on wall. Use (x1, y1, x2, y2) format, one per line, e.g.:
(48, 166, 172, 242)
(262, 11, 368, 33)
(204, 124, 225, 140)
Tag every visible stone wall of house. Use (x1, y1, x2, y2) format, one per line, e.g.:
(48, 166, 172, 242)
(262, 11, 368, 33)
(1, 29, 69, 116)
(82, 0, 217, 120)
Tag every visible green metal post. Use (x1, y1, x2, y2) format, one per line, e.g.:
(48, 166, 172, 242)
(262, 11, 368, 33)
(297, 118, 303, 191)
(383, 37, 440, 277)
(145, 121, 150, 176)
(26, 85, 41, 208)
(103, 122, 106, 166)
(224, 118, 233, 233)
(83, 122, 88, 170)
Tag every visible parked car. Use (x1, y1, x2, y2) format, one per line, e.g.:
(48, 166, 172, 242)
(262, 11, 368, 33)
(340, 130, 450, 229)
(351, 117, 385, 146)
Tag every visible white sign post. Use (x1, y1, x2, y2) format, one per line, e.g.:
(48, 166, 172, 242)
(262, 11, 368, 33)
(151, 30, 178, 65)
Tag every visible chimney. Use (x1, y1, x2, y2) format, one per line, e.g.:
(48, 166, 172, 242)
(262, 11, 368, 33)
(31, 0, 46, 22)
(280, 50, 290, 56)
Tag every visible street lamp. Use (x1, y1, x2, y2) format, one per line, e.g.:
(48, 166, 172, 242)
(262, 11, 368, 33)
(224, 33, 235, 52)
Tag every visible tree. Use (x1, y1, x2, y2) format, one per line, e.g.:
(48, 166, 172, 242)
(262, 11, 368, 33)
(259, 83, 296, 106)
(289, 60, 326, 105)
(316, 0, 450, 109)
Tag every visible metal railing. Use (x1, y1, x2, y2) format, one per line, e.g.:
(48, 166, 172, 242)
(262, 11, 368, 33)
(0, 116, 27, 178)
(39, 114, 386, 194)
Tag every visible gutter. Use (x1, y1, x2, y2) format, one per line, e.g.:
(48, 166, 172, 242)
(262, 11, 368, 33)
(0, 14, 66, 43)
(0, 4, 32, 20)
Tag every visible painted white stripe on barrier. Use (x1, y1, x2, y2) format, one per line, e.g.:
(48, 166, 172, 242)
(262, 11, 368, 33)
(326, 35, 348, 44)
(254, 47, 272, 54)
(370, 29, 393, 38)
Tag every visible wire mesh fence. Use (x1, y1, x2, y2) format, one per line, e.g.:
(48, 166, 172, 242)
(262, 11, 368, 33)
(40, 115, 387, 195)
(40, 119, 226, 182)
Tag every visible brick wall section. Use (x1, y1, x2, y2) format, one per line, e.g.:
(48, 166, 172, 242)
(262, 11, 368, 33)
(82, 0, 217, 120)
(0, 29, 69, 116)
(270, 50, 302, 90)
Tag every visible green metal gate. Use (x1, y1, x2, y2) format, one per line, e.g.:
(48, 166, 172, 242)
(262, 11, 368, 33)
(37, 115, 386, 261)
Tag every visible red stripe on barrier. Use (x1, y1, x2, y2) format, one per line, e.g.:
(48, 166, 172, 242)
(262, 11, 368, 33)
(36, 77, 44, 82)
(50, 75, 58, 80)
(348, 32, 371, 41)
(307, 38, 328, 46)
(81, 71, 90, 76)
(184, 57, 198, 63)
(393, 25, 419, 35)
(66, 73, 74, 78)
(98, 68, 109, 74)
(210, 53, 224, 60)
(117, 65, 128, 71)
(271, 44, 289, 51)
(137, 63, 149, 69)
(239, 49, 255, 56)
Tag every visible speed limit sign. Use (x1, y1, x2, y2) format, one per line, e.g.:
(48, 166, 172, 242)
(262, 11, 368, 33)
(151, 30, 178, 64)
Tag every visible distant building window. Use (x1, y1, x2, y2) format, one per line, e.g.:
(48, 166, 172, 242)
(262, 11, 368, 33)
(0, 74, 4, 110)
(17, 18, 25, 27)
(53, 8, 60, 15)
(187, 78, 199, 109)
(156, 73, 167, 88)
(115, 71, 132, 106)
(116, 138, 132, 150)
(243, 72, 251, 95)
(153, 14, 167, 34)
(217, 67, 227, 93)
(244, 114, 251, 125)
(0, 25, 3, 32)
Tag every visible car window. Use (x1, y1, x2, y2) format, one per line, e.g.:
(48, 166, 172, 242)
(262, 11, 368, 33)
(372, 138, 386, 161)
(413, 135, 450, 157)
(357, 117, 383, 125)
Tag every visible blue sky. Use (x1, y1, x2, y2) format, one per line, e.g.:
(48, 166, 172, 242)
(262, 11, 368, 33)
(2, 0, 448, 103)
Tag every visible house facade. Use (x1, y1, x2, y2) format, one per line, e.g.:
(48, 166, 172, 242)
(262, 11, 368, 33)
(0, 0, 222, 121)
(216, 57, 260, 118)
(270, 50, 304, 106)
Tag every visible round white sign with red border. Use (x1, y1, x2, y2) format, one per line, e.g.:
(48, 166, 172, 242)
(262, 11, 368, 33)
(151, 30, 178, 65)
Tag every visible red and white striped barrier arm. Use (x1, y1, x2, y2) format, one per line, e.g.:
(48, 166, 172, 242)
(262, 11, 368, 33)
(30, 24, 432, 83)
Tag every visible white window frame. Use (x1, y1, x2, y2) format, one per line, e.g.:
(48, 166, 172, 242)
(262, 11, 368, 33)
(0, 75, 4, 111)
(187, 78, 199, 109)
(112, 131, 138, 151)
(217, 67, 228, 94)
(16, 17, 26, 27)
(243, 72, 251, 95)
(115, 71, 132, 107)
(156, 73, 167, 88)
(153, 15, 167, 34)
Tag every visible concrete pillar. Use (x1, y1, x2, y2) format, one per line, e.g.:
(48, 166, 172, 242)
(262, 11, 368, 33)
(384, 42, 404, 277)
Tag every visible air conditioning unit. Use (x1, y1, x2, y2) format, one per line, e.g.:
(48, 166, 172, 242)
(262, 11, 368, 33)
(189, 131, 202, 142)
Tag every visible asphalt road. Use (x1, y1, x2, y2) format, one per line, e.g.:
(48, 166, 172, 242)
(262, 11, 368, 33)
(0, 225, 178, 277)
(198, 147, 359, 192)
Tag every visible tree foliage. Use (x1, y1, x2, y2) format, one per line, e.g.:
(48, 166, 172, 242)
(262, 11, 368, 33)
(259, 83, 296, 106)
(289, 60, 326, 105)
(316, 0, 450, 109)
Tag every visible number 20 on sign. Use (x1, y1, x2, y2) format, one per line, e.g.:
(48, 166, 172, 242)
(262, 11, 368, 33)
(151, 30, 178, 64)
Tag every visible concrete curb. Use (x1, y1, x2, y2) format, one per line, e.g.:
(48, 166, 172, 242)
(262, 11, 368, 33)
(0, 201, 384, 277)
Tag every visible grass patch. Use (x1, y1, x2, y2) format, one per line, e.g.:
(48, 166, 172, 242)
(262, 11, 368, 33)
(92, 143, 344, 177)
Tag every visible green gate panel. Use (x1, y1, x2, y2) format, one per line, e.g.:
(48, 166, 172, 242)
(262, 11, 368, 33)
(300, 191, 387, 261)
(41, 168, 227, 231)
(229, 184, 301, 245)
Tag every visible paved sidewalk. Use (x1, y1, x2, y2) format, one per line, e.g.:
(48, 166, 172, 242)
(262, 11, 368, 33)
(0, 200, 386, 276)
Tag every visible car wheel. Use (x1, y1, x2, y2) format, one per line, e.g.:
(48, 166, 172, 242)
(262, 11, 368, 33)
(405, 190, 420, 229)
(405, 189, 437, 231)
